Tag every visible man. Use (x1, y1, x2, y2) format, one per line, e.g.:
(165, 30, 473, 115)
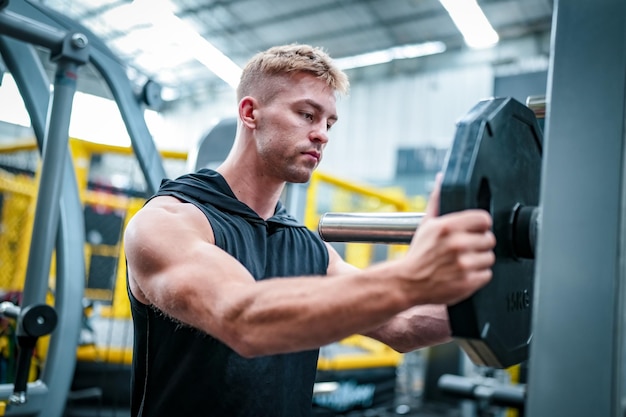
(123, 44, 495, 417)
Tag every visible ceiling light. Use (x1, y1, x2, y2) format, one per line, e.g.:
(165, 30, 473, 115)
(0, 74, 31, 127)
(130, 0, 242, 89)
(334, 41, 447, 70)
(439, 0, 499, 49)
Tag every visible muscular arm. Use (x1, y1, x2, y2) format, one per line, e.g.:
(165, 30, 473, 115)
(326, 244, 452, 352)
(125, 196, 493, 358)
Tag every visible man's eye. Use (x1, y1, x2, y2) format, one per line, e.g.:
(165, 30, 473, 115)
(302, 112, 313, 121)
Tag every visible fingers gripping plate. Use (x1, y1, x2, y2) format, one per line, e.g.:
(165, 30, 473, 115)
(440, 97, 542, 368)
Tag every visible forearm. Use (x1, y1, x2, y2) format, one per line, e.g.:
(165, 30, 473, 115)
(364, 304, 452, 353)
(214, 263, 417, 357)
(132, 234, 421, 358)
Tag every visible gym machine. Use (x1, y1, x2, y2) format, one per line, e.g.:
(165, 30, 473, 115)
(320, 1, 626, 416)
(320, 96, 541, 370)
(0, 1, 87, 415)
(320, 96, 537, 415)
(0, 0, 168, 415)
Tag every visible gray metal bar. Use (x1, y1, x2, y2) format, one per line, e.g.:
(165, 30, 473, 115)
(0, 302, 19, 319)
(526, 0, 626, 416)
(1, 2, 161, 413)
(90, 49, 167, 194)
(7, 0, 167, 194)
(0, 35, 84, 417)
(0, 381, 49, 416)
(0, 1, 164, 415)
(0, 7, 64, 49)
(20, 59, 77, 306)
(39, 173, 85, 417)
(525, 95, 545, 118)
(318, 212, 423, 244)
(0, 36, 49, 140)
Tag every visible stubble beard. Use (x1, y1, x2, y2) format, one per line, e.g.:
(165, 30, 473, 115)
(258, 141, 316, 184)
(272, 156, 315, 184)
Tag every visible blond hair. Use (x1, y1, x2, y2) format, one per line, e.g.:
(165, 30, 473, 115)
(237, 44, 349, 102)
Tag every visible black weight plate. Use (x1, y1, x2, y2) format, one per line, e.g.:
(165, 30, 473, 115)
(440, 97, 542, 369)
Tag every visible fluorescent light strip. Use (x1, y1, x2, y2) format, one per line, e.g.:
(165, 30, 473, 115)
(439, 0, 499, 49)
(334, 41, 447, 70)
(131, 0, 242, 89)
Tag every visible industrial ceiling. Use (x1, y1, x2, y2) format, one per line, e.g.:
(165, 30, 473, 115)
(32, 0, 553, 105)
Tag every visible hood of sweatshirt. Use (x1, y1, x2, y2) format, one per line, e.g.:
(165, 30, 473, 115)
(155, 168, 304, 228)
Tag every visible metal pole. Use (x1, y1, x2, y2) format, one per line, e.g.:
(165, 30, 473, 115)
(41, 180, 86, 417)
(20, 58, 80, 306)
(0, 34, 85, 417)
(92, 50, 167, 194)
(0, 7, 64, 48)
(318, 212, 424, 244)
(527, 0, 626, 415)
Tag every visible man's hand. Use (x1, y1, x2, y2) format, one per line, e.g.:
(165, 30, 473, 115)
(399, 173, 496, 306)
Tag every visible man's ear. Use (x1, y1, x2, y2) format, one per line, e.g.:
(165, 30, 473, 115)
(239, 96, 258, 129)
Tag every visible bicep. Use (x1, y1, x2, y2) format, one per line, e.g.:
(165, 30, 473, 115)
(325, 242, 360, 276)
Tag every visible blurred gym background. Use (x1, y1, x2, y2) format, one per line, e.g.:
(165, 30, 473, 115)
(0, 1, 552, 416)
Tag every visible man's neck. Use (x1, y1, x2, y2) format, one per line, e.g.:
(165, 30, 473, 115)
(216, 161, 285, 220)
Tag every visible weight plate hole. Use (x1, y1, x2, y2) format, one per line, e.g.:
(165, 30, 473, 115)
(477, 177, 492, 214)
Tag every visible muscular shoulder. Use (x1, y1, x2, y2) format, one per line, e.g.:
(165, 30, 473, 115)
(143, 195, 205, 218)
(125, 196, 214, 253)
(124, 196, 216, 303)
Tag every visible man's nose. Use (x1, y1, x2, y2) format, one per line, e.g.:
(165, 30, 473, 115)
(310, 122, 329, 144)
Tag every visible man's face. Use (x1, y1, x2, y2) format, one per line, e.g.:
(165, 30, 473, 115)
(253, 73, 338, 183)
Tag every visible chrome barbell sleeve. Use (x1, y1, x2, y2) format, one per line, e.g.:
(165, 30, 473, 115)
(318, 212, 424, 244)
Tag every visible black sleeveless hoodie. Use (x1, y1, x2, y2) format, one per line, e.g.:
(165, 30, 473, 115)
(128, 169, 329, 417)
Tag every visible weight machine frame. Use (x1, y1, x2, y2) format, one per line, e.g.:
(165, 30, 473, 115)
(527, 0, 626, 415)
(0, 0, 167, 415)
